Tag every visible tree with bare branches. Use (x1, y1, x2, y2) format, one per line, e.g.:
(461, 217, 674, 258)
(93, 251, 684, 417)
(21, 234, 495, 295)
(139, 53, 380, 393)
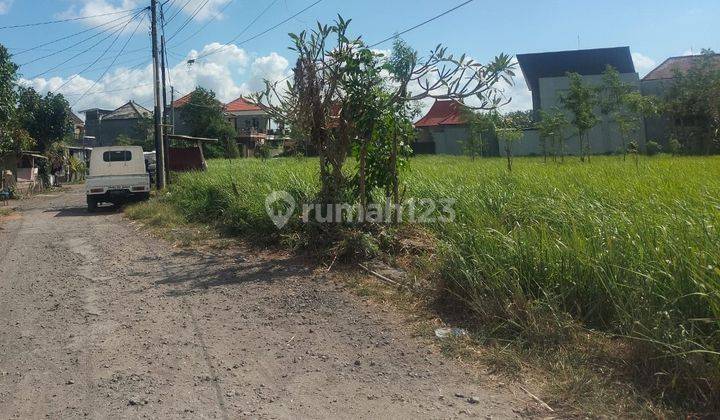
(254, 16, 516, 223)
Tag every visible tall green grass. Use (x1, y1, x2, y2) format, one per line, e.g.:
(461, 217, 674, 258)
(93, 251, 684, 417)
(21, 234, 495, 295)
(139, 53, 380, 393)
(167, 157, 319, 238)
(402, 155, 720, 402)
(162, 154, 720, 403)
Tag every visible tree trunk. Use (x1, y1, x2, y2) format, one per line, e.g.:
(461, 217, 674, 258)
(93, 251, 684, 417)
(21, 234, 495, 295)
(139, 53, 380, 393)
(505, 145, 512, 172)
(359, 140, 368, 222)
(391, 123, 399, 208)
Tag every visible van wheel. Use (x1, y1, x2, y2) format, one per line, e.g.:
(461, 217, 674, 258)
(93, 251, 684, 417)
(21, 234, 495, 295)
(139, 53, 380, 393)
(87, 197, 98, 212)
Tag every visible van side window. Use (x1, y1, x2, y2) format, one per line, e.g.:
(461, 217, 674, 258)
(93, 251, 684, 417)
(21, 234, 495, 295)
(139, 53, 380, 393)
(103, 150, 132, 162)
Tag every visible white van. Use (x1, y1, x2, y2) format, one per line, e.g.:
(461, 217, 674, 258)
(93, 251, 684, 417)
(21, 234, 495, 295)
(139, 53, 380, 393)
(85, 146, 150, 211)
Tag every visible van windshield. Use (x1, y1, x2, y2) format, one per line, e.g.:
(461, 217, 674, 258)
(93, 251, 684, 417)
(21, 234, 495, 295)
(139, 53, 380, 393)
(103, 150, 132, 162)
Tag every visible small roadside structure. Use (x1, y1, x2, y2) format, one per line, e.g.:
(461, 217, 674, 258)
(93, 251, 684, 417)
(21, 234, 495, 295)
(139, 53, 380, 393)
(167, 134, 218, 172)
(0, 151, 49, 195)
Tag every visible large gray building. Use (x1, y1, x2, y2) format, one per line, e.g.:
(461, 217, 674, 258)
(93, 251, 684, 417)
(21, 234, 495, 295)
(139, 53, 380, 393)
(414, 47, 645, 156)
(514, 46, 643, 156)
(81, 101, 152, 147)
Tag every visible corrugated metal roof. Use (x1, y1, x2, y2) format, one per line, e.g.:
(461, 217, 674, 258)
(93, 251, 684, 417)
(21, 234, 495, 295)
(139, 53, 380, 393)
(70, 112, 84, 125)
(517, 46, 635, 93)
(103, 101, 152, 120)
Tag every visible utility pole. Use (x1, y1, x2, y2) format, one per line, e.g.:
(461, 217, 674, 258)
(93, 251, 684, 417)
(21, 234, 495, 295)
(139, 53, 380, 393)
(171, 86, 175, 134)
(160, 32, 170, 183)
(150, 0, 166, 189)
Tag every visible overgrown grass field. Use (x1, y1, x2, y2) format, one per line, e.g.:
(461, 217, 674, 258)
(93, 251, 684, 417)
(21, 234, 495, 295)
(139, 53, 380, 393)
(132, 155, 720, 407)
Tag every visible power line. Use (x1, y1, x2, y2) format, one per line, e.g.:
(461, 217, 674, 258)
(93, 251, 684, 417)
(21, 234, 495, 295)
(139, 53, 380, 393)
(192, 0, 312, 61)
(35, 49, 148, 75)
(165, 0, 212, 43)
(27, 9, 145, 78)
(11, 9, 143, 56)
(165, 0, 193, 25)
(51, 11, 147, 92)
(19, 11, 144, 67)
(72, 17, 146, 107)
(0, 7, 145, 30)
(168, 0, 235, 48)
(271, 0, 478, 85)
(160, 3, 172, 95)
(60, 81, 153, 97)
(368, 0, 475, 48)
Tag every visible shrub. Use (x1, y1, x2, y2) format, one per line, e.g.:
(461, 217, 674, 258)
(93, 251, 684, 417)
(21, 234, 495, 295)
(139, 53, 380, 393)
(646, 140, 662, 156)
(669, 137, 682, 156)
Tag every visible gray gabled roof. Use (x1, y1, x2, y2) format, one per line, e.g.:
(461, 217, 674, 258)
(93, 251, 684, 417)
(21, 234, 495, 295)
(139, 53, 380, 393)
(517, 46, 636, 93)
(103, 101, 152, 120)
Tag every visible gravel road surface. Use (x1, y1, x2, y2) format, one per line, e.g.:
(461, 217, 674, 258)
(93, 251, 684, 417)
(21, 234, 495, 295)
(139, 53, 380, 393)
(0, 186, 529, 418)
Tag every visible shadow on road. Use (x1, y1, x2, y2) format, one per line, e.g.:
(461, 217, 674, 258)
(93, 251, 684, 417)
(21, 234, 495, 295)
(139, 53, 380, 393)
(155, 252, 314, 297)
(49, 205, 122, 217)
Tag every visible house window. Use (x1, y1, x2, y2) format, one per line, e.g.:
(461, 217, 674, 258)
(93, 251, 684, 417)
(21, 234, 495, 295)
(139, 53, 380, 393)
(103, 150, 132, 162)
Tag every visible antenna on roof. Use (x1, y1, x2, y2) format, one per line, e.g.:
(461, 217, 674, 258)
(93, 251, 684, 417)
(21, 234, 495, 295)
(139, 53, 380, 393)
(577, 35, 581, 50)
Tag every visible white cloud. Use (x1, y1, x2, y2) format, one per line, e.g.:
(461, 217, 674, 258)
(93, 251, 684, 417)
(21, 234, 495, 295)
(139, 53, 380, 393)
(19, 43, 288, 112)
(241, 52, 290, 92)
(59, 0, 231, 27)
(631, 52, 657, 77)
(58, 0, 143, 28)
(498, 69, 532, 113)
(20, 43, 531, 120)
(181, 0, 232, 22)
(0, 0, 13, 15)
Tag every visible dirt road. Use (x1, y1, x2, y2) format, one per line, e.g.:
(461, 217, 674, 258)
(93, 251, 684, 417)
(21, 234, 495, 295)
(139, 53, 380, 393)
(0, 186, 527, 418)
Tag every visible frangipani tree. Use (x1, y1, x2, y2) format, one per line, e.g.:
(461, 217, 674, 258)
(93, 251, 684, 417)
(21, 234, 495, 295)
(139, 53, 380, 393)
(254, 16, 516, 220)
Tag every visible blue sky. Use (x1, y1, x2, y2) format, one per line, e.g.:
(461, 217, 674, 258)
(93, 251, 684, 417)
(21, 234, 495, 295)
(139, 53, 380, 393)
(0, 0, 718, 112)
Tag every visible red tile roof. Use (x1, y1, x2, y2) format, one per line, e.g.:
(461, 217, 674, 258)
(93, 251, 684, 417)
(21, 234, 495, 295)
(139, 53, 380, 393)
(643, 54, 720, 81)
(414, 100, 466, 128)
(225, 96, 263, 113)
(171, 91, 194, 108)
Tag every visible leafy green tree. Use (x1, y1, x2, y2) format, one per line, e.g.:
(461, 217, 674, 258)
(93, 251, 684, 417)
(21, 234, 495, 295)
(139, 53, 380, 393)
(560, 72, 599, 162)
(668, 137, 682, 156)
(619, 91, 659, 156)
(363, 101, 416, 200)
(16, 87, 73, 152)
(497, 115, 525, 171)
(179, 88, 239, 159)
(504, 110, 534, 129)
(600, 66, 659, 159)
(600, 65, 632, 156)
(0, 45, 16, 127)
(459, 106, 498, 159)
(0, 44, 22, 158)
(537, 108, 568, 162)
(665, 49, 720, 154)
